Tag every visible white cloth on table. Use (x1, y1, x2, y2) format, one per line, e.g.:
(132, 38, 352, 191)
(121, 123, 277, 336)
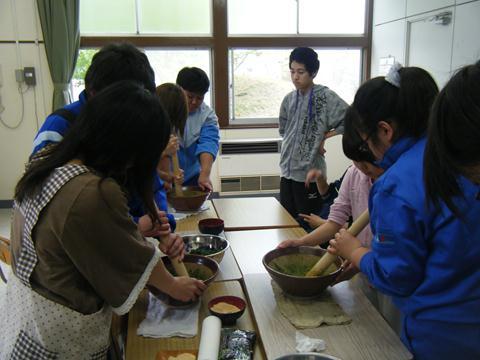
(169, 203, 209, 221)
(137, 292, 200, 338)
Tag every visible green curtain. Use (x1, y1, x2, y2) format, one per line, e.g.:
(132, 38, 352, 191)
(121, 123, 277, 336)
(37, 0, 80, 111)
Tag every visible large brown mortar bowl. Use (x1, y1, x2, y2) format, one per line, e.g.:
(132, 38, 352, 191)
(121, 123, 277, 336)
(263, 246, 342, 298)
(148, 254, 218, 307)
(167, 185, 210, 211)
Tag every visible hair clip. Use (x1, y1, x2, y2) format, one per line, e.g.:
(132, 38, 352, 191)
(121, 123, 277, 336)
(385, 62, 402, 88)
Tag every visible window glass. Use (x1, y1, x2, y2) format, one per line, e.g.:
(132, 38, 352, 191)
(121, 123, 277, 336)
(299, 0, 366, 34)
(230, 49, 292, 122)
(145, 49, 212, 107)
(80, 0, 136, 34)
(228, 0, 297, 35)
(71, 49, 212, 108)
(230, 48, 360, 123)
(71, 49, 98, 100)
(139, 0, 211, 35)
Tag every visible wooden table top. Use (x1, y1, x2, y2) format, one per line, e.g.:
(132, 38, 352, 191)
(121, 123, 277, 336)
(126, 281, 265, 359)
(243, 273, 411, 360)
(225, 227, 308, 275)
(173, 200, 218, 233)
(172, 200, 242, 282)
(212, 197, 299, 231)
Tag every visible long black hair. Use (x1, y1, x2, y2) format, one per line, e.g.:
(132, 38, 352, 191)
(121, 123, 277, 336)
(424, 61, 480, 216)
(343, 107, 376, 163)
(156, 83, 188, 137)
(85, 42, 156, 94)
(15, 81, 171, 222)
(349, 66, 438, 145)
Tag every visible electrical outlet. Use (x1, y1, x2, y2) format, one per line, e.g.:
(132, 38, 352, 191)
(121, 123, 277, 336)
(15, 69, 24, 83)
(24, 67, 36, 86)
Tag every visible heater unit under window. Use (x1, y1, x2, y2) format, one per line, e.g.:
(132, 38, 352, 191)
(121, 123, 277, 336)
(217, 138, 282, 195)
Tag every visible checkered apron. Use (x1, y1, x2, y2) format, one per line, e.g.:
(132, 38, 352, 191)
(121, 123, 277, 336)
(0, 164, 112, 359)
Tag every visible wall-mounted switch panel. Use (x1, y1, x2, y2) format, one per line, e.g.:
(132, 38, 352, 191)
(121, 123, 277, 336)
(24, 67, 36, 86)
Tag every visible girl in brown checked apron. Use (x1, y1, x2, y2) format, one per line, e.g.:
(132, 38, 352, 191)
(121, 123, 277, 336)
(0, 81, 205, 359)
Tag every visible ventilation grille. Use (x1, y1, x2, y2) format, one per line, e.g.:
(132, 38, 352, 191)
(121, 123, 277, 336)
(220, 175, 280, 193)
(220, 141, 280, 155)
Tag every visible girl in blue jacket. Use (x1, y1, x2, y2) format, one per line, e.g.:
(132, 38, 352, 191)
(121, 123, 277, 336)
(330, 62, 480, 359)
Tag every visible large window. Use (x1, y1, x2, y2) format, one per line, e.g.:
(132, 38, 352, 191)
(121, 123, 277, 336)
(228, 0, 366, 35)
(80, 0, 211, 35)
(145, 49, 212, 107)
(229, 48, 361, 124)
(78, 0, 372, 128)
(71, 49, 212, 107)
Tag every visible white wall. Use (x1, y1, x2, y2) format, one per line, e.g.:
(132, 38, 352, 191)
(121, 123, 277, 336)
(0, 0, 53, 201)
(372, 0, 480, 87)
(212, 128, 352, 190)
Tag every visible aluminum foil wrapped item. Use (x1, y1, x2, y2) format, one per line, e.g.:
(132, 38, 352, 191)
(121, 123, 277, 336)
(218, 328, 256, 360)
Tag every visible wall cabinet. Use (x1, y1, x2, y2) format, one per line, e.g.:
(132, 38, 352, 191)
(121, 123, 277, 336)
(451, 1, 480, 70)
(372, 0, 479, 87)
(371, 19, 406, 77)
(407, 0, 455, 17)
(373, 0, 406, 25)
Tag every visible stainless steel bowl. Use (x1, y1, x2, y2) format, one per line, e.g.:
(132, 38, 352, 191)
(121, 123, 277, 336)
(275, 354, 340, 360)
(183, 234, 229, 264)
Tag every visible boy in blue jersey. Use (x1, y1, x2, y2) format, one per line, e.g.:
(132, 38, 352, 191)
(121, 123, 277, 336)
(31, 43, 176, 237)
(330, 62, 480, 359)
(32, 43, 156, 154)
(176, 67, 220, 191)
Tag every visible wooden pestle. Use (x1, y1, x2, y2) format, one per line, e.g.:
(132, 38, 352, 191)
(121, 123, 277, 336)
(305, 209, 370, 277)
(171, 152, 184, 197)
(159, 234, 190, 277)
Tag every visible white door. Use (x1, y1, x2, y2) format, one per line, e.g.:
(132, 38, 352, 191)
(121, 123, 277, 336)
(406, 7, 454, 87)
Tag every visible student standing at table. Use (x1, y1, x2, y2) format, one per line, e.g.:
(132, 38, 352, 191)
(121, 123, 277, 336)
(279, 47, 348, 225)
(176, 67, 220, 191)
(327, 63, 480, 359)
(278, 120, 402, 334)
(0, 82, 205, 358)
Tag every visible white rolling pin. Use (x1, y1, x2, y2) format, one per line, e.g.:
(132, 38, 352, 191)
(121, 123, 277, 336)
(197, 316, 222, 360)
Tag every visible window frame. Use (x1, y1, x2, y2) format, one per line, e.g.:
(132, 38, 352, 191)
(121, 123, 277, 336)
(80, 0, 373, 129)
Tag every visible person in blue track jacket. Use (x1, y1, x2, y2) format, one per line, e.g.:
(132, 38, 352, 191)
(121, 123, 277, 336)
(31, 43, 174, 237)
(330, 62, 480, 359)
(176, 67, 220, 191)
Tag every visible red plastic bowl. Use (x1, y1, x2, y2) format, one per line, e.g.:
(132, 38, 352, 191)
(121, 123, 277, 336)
(198, 218, 225, 235)
(208, 295, 246, 325)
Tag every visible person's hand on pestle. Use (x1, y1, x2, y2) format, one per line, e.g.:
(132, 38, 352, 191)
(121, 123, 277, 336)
(162, 135, 180, 157)
(159, 233, 185, 260)
(328, 228, 369, 266)
(138, 210, 171, 238)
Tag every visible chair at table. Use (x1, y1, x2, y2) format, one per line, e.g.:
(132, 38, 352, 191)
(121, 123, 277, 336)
(0, 235, 11, 283)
